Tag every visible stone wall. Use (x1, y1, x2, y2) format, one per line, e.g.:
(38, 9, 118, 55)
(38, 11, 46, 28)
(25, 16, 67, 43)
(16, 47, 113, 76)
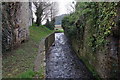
(70, 36, 119, 78)
(2, 2, 32, 53)
(45, 32, 55, 53)
(34, 32, 55, 77)
(68, 13, 120, 78)
(0, 2, 2, 79)
(67, 16, 119, 79)
(116, 4, 120, 78)
(63, 4, 120, 79)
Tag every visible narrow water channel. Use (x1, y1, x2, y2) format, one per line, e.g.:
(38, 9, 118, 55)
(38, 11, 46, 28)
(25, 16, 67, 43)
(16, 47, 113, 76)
(46, 33, 94, 79)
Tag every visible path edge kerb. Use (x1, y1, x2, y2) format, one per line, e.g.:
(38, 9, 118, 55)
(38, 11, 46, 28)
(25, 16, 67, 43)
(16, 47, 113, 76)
(34, 32, 55, 78)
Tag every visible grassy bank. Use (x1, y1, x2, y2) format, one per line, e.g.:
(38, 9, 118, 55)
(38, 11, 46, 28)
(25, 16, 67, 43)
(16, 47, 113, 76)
(3, 25, 53, 78)
(55, 29, 64, 33)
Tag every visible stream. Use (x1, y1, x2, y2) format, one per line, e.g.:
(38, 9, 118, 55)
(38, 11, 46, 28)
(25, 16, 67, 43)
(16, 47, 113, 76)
(46, 33, 94, 79)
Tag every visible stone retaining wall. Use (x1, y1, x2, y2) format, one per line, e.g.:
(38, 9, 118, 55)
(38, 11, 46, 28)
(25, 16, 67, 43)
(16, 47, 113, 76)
(34, 32, 55, 78)
(70, 36, 119, 79)
(45, 32, 55, 53)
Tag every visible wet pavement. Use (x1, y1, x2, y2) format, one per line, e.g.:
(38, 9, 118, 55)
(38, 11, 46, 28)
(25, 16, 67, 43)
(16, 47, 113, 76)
(46, 33, 94, 79)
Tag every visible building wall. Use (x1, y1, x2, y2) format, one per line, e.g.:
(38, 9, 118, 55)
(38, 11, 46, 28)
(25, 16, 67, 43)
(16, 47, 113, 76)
(54, 25, 62, 30)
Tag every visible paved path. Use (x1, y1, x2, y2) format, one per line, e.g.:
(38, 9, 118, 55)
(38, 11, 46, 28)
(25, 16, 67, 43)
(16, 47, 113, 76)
(46, 33, 94, 79)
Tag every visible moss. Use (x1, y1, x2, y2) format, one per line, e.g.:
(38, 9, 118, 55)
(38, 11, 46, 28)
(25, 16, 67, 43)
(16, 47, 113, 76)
(79, 56, 101, 80)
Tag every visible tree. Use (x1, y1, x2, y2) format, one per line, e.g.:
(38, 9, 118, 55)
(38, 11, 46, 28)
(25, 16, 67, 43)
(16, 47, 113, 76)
(50, 2, 58, 21)
(34, 1, 52, 26)
(34, 1, 58, 26)
(66, 1, 76, 14)
(45, 19, 50, 28)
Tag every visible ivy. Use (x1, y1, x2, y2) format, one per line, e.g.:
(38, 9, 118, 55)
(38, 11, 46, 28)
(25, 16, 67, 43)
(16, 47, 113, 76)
(62, 2, 118, 52)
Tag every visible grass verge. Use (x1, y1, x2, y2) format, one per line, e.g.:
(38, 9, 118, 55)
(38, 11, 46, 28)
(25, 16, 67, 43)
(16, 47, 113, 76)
(3, 25, 53, 78)
(55, 29, 64, 33)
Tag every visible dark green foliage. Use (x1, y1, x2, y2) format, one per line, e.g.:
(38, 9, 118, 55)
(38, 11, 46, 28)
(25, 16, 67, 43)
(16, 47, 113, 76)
(45, 19, 55, 30)
(45, 19, 50, 29)
(62, 2, 118, 51)
(62, 2, 119, 78)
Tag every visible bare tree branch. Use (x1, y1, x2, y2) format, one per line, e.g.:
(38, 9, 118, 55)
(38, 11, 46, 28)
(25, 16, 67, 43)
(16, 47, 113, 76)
(34, 1, 58, 25)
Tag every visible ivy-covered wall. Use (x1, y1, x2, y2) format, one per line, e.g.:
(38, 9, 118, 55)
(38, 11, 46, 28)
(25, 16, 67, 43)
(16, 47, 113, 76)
(2, 2, 32, 53)
(62, 2, 120, 79)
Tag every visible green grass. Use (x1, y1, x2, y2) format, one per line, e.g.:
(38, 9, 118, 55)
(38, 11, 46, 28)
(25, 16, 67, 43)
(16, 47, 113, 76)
(17, 67, 45, 78)
(30, 25, 53, 43)
(17, 70, 35, 78)
(3, 24, 53, 78)
(55, 29, 64, 33)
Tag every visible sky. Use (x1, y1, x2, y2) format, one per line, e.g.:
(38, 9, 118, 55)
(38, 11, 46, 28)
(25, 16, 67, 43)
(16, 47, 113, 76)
(32, 0, 75, 23)
(57, 0, 75, 15)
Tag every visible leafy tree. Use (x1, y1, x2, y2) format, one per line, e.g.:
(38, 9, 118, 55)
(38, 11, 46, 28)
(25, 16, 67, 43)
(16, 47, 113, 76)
(45, 18, 55, 30)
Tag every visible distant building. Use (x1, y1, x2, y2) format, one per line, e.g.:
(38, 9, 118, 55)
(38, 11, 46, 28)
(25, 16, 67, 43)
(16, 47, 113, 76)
(54, 14, 68, 30)
(54, 25, 62, 30)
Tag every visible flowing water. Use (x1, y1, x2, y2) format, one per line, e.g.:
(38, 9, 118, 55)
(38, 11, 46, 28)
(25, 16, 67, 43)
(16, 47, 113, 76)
(46, 33, 94, 79)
